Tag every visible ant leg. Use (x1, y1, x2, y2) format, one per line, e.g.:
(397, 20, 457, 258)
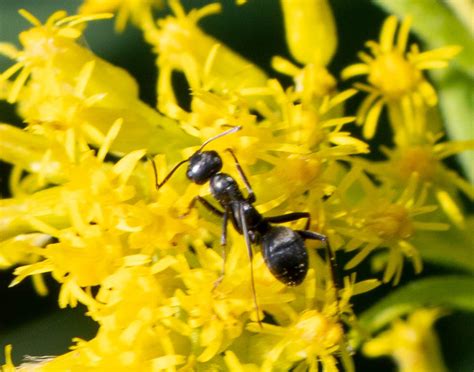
(214, 208, 229, 289)
(180, 196, 224, 218)
(183, 196, 228, 288)
(265, 212, 311, 230)
(296, 230, 340, 307)
(225, 148, 256, 203)
(148, 155, 189, 190)
(239, 203, 262, 326)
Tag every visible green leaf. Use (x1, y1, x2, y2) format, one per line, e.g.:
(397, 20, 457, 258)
(414, 216, 474, 273)
(433, 68, 474, 182)
(358, 276, 474, 335)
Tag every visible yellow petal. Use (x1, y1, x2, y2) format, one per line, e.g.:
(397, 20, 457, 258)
(380, 16, 398, 53)
(341, 63, 370, 80)
(363, 98, 384, 139)
(435, 188, 464, 227)
(396, 16, 412, 53)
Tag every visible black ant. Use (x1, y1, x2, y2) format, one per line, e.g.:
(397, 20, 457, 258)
(150, 126, 339, 322)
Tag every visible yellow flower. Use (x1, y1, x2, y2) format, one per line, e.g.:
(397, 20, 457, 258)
(7, 122, 148, 304)
(0, 10, 112, 104)
(272, 56, 338, 101)
(0, 3, 465, 370)
(36, 265, 188, 370)
(247, 310, 343, 372)
(176, 233, 292, 363)
(79, 0, 162, 32)
(336, 172, 448, 284)
(373, 134, 474, 227)
(0, 124, 71, 192)
(149, 0, 268, 115)
(342, 16, 461, 139)
(363, 308, 448, 372)
(0, 233, 49, 269)
(0, 9, 194, 155)
(168, 79, 366, 217)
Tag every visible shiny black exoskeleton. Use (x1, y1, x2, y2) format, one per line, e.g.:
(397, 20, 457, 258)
(206, 170, 314, 285)
(151, 126, 337, 306)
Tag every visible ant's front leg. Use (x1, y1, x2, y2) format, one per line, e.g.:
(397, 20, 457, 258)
(214, 208, 229, 290)
(179, 195, 224, 218)
(178, 196, 229, 289)
(225, 148, 256, 203)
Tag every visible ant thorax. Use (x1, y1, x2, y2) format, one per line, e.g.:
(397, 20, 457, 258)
(210, 173, 244, 204)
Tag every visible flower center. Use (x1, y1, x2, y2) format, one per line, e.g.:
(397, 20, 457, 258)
(366, 204, 413, 241)
(368, 52, 421, 98)
(292, 311, 342, 347)
(396, 146, 436, 182)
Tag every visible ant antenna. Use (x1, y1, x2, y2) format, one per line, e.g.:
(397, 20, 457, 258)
(149, 156, 189, 190)
(196, 125, 242, 153)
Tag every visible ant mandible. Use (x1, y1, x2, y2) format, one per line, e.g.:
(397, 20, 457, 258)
(150, 126, 339, 321)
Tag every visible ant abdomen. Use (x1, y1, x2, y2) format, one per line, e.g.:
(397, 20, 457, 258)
(261, 226, 308, 286)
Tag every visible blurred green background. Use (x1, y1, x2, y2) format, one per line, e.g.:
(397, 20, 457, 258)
(0, 1, 472, 371)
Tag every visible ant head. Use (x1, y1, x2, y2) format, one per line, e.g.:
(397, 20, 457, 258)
(186, 150, 223, 185)
(185, 125, 241, 184)
(153, 126, 241, 189)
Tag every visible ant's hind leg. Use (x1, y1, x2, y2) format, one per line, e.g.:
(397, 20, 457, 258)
(239, 203, 262, 326)
(225, 148, 256, 203)
(296, 230, 340, 304)
(265, 212, 311, 230)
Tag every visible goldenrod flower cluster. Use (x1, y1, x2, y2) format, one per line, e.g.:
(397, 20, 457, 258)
(0, 1, 471, 371)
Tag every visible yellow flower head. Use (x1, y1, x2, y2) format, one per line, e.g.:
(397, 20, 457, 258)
(0, 10, 193, 156)
(363, 308, 448, 372)
(248, 309, 343, 371)
(0, 10, 112, 104)
(375, 134, 474, 227)
(272, 56, 338, 102)
(338, 172, 448, 284)
(150, 0, 267, 115)
(342, 16, 461, 139)
(9, 138, 150, 308)
(0, 2, 467, 370)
